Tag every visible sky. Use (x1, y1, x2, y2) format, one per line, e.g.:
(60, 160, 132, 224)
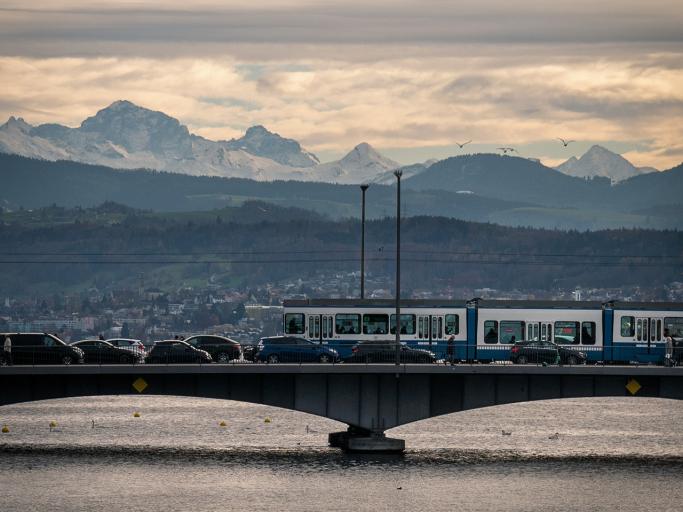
(1, 1, 682, 168)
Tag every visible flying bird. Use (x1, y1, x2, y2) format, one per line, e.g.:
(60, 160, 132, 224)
(497, 147, 516, 155)
(557, 138, 575, 147)
(455, 140, 472, 149)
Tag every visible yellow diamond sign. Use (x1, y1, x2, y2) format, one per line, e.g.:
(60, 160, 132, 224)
(626, 378, 641, 395)
(132, 377, 148, 393)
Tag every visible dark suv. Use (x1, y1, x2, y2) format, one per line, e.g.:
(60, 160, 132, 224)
(145, 340, 212, 364)
(183, 335, 241, 363)
(510, 340, 586, 365)
(1, 333, 84, 365)
(70, 340, 143, 364)
(255, 336, 339, 363)
(344, 340, 436, 364)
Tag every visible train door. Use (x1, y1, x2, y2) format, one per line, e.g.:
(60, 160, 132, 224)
(418, 315, 430, 345)
(647, 316, 662, 358)
(308, 315, 321, 342)
(525, 322, 551, 341)
(526, 323, 540, 341)
(430, 315, 443, 350)
(634, 316, 661, 361)
(321, 315, 334, 344)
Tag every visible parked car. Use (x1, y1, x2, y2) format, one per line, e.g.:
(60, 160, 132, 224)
(106, 338, 147, 356)
(70, 339, 143, 364)
(255, 336, 339, 363)
(0, 333, 84, 365)
(510, 340, 587, 365)
(344, 340, 436, 364)
(182, 335, 241, 362)
(145, 340, 212, 364)
(241, 344, 258, 362)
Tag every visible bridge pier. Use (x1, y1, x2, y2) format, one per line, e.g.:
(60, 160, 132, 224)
(328, 426, 405, 454)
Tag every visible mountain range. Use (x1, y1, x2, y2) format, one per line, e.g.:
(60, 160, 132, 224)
(1, 152, 681, 231)
(0, 100, 662, 185)
(0, 100, 398, 184)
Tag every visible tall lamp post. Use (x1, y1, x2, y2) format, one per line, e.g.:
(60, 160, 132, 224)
(394, 169, 402, 365)
(360, 184, 369, 299)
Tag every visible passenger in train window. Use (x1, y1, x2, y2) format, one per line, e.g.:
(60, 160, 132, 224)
(484, 321, 498, 343)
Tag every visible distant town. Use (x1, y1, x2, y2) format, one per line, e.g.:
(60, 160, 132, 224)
(2, 269, 680, 345)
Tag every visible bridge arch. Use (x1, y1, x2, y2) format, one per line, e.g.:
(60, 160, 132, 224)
(2, 365, 681, 451)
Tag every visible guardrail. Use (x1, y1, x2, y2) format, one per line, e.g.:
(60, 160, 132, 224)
(1, 343, 680, 367)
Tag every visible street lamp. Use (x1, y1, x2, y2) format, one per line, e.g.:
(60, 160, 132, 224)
(394, 169, 402, 365)
(360, 184, 369, 299)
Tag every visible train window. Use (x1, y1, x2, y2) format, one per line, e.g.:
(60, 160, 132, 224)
(664, 317, 683, 337)
(581, 322, 596, 345)
(500, 321, 524, 344)
(418, 317, 427, 339)
(284, 313, 305, 334)
(322, 316, 328, 338)
(636, 319, 642, 341)
(541, 324, 546, 340)
(484, 320, 498, 344)
(390, 314, 416, 335)
(620, 316, 635, 337)
(326, 316, 334, 338)
(555, 321, 580, 344)
(310, 316, 320, 339)
(438, 317, 443, 338)
(445, 314, 459, 335)
(657, 319, 662, 341)
(336, 314, 361, 335)
(363, 314, 389, 335)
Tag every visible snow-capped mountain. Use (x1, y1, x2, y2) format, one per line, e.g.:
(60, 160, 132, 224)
(302, 143, 400, 184)
(224, 125, 319, 167)
(370, 160, 437, 185)
(555, 145, 657, 183)
(0, 100, 406, 183)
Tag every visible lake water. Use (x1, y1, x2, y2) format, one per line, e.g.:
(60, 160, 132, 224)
(1, 396, 682, 511)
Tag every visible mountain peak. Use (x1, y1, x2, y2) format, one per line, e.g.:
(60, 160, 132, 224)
(226, 125, 319, 167)
(244, 125, 271, 137)
(2, 116, 32, 134)
(341, 142, 392, 165)
(107, 99, 138, 110)
(556, 145, 656, 183)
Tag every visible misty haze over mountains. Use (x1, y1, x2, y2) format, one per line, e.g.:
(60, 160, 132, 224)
(0, 100, 662, 186)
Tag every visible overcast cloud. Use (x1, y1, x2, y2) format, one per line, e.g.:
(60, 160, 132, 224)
(1, 0, 682, 168)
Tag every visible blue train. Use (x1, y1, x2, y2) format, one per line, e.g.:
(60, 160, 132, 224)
(282, 299, 683, 363)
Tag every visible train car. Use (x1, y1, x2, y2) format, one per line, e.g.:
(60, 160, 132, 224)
(471, 299, 604, 362)
(282, 299, 467, 359)
(608, 302, 683, 363)
(282, 298, 683, 364)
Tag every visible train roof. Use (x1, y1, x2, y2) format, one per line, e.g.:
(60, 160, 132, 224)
(608, 301, 683, 311)
(283, 298, 683, 311)
(283, 299, 468, 308)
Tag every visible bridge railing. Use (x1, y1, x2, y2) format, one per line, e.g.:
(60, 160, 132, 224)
(1, 343, 678, 367)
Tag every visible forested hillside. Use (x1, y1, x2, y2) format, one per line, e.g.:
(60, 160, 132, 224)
(0, 203, 680, 296)
(1, 153, 681, 230)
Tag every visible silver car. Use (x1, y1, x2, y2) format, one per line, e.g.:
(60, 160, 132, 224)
(105, 338, 147, 357)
